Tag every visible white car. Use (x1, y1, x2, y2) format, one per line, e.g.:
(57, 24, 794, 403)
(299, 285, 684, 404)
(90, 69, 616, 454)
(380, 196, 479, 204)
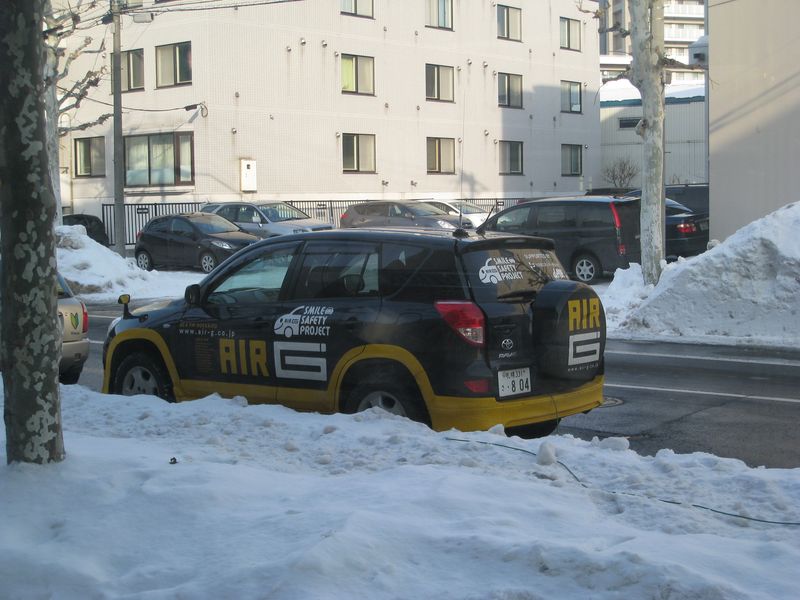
(418, 200, 493, 228)
(274, 306, 305, 338)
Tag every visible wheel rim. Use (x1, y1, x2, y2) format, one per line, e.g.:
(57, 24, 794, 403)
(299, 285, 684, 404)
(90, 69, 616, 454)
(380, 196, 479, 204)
(201, 254, 216, 273)
(120, 366, 160, 396)
(357, 390, 407, 417)
(137, 253, 150, 270)
(575, 258, 595, 282)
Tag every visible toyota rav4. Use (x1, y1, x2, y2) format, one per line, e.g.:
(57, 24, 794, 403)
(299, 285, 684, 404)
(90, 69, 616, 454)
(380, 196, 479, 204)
(103, 228, 606, 436)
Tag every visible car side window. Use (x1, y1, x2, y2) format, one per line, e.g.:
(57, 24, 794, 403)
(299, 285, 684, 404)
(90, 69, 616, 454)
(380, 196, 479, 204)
(494, 206, 531, 231)
(171, 218, 195, 237)
(206, 244, 300, 305)
(579, 205, 614, 227)
(238, 206, 260, 223)
(380, 243, 429, 296)
(364, 203, 387, 217)
(217, 206, 238, 221)
(148, 218, 170, 233)
(290, 241, 380, 300)
(534, 205, 576, 229)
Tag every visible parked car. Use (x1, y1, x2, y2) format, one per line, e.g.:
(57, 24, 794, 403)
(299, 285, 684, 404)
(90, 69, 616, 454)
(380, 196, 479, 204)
(339, 201, 468, 230)
(57, 273, 89, 384)
(201, 201, 333, 238)
(479, 196, 641, 284)
(104, 228, 606, 438)
(625, 184, 709, 215)
(418, 200, 493, 228)
(664, 198, 709, 259)
(135, 212, 260, 274)
(62, 213, 110, 246)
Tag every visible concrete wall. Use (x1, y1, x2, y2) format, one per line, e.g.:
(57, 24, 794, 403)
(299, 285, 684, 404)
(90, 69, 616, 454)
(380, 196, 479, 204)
(59, 0, 602, 217)
(709, 0, 800, 240)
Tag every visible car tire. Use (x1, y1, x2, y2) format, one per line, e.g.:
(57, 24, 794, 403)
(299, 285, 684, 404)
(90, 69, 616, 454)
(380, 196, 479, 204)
(200, 252, 217, 274)
(345, 373, 430, 425)
(136, 250, 153, 271)
(113, 352, 173, 401)
(572, 253, 601, 285)
(59, 365, 83, 385)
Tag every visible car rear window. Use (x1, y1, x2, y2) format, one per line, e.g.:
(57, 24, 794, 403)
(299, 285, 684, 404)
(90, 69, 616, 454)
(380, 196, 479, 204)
(461, 245, 568, 303)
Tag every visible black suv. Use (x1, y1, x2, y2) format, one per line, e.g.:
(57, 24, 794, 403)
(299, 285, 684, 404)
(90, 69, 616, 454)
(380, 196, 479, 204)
(104, 228, 606, 436)
(480, 196, 641, 284)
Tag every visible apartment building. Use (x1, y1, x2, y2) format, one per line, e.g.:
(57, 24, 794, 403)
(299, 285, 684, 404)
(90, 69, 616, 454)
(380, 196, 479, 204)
(599, 0, 705, 83)
(59, 0, 602, 226)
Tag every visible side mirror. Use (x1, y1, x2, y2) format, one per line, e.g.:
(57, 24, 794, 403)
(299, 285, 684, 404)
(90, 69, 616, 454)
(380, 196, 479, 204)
(185, 284, 200, 306)
(118, 293, 132, 319)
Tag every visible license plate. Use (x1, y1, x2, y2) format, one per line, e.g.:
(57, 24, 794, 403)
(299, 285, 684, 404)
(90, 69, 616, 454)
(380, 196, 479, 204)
(498, 368, 531, 398)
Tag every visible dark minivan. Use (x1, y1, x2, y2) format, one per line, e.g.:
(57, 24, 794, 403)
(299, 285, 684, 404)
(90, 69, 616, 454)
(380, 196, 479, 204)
(479, 196, 641, 284)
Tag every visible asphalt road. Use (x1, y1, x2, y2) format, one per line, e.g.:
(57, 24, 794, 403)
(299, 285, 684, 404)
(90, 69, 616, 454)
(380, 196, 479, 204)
(80, 306, 800, 469)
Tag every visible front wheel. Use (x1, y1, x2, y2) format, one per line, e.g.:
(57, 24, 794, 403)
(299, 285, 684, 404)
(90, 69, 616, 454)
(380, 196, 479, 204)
(113, 352, 173, 400)
(136, 250, 153, 271)
(200, 252, 217, 273)
(345, 375, 430, 425)
(572, 254, 601, 284)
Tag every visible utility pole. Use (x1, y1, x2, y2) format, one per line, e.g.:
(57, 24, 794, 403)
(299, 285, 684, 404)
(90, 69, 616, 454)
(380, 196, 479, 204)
(111, 0, 126, 256)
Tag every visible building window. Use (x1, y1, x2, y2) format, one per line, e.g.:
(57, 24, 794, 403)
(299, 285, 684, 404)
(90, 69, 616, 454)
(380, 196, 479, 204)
(560, 17, 581, 51)
(425, 64, 454, 102)
(498, 73, 523, 108)
(426, 137, 455, 173)
(561, 144, 582, 176)
(341, 0, 373, 17)
(341, 54, 374, 95)
(74, 137, 105, 178)
(619, 117, 641, 129)
(342, 133, 376, 173)
(426, 0, 452, 29)
(155, 41, 191, 87)
(497, 5, 521, 41)
(499, 141, 523, 174)
(124, 132, 194, 186)
(120, 49, 144, 92)
(560, 80, 582, 113)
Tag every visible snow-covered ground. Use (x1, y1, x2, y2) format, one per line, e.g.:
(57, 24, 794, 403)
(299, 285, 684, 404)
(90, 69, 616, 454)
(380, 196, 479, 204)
(2, 384, 799, 599)
(0, 203, 793, 598)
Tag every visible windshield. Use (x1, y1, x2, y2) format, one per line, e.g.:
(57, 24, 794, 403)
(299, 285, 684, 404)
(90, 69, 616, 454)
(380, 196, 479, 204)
(461, 246, 568, 303)
(257, 202, 310, 222)
(193, 214, 241, 234)
(410, 202, 447, 216)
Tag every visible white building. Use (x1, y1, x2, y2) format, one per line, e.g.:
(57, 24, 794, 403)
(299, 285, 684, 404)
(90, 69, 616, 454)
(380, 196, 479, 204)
(599, 80, 706, 189)
(600, 0, 705, 83)
(59, 0, 602, 241)
(708, 0, 800, 241)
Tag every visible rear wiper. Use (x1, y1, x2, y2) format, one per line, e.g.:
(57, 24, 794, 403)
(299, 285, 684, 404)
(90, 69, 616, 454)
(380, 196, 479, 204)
(495, 289, 539, 302)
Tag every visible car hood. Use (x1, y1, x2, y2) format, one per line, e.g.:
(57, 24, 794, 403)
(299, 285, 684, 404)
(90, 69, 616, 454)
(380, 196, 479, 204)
(207, 230, 261, 245)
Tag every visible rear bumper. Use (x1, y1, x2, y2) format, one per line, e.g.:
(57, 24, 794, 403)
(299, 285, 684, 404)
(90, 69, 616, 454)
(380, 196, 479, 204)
(60, 338, 89, 372)
(425, 375, 603, 432)
(666, 236, 708, 258)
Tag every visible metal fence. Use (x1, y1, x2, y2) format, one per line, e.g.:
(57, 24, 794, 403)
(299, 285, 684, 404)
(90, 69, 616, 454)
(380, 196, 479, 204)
(102, 202, 205, 246)
(100, 198, 529, 246)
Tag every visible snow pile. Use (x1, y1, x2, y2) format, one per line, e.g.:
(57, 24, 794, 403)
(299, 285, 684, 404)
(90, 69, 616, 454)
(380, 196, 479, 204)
(56, 225, 203, 303)
(1, 384, 799, 599)
(602, 202, 800, 347)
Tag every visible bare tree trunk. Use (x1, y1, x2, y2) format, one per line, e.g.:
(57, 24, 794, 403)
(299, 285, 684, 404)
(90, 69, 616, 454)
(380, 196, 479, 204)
(628, 0, 666, 285)
(0, 0, 66, 464)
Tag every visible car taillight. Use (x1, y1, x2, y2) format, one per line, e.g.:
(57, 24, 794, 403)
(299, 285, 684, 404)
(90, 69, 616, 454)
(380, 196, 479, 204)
(676, 222, 697, 234)
(81, 302, 89, 333)
(617, 243, 627, 256)
(609, 203, 623, 229)
(464, 379, 490, 393)
(610, 203, 626, 256)
(434, 301, 485, 347)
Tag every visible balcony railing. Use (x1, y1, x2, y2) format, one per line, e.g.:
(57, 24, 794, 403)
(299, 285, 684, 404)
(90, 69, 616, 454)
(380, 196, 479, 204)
(664, 27, 705, 41)
(664, 3, 704, 18)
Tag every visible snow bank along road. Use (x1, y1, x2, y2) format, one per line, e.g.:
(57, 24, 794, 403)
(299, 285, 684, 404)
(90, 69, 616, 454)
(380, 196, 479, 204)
(83, 308, 800, 469)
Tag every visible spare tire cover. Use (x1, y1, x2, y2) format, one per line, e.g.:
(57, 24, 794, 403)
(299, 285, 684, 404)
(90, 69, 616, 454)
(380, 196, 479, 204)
(532, 280, 606, 381)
